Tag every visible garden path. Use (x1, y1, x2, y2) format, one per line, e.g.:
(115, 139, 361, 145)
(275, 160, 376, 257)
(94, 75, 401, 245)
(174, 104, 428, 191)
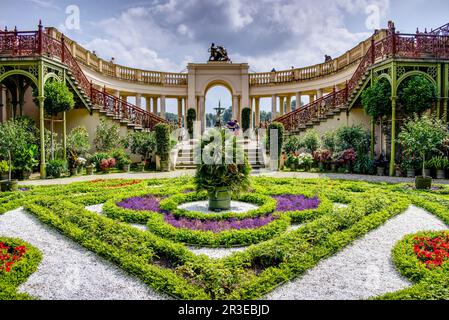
(265, 205, 448, 300)
(0, 207, 168, 300)
(20, 170, 449, 186)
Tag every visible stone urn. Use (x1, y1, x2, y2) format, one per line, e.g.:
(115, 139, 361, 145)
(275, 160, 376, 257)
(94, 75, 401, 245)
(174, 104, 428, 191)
(86, 165, 94, 175)
(208, 187, 232, 212)
(436, 170, 445, 180)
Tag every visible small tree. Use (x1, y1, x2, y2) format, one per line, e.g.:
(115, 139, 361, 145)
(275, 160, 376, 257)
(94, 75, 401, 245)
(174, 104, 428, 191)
(0, 119, 37, 181)
(67, 126, 90, 157)
(398, 115, 447, 177)
(302, 129, 321, 153)
(155, 123, 172, 171)
(241, 108, 251, 132)
(94, 118, 122, 152)
(126, 131, 156, 162)
(187, 109, 196, 136)
(398, 75, 438, 115)
(35, 81, 75, 160)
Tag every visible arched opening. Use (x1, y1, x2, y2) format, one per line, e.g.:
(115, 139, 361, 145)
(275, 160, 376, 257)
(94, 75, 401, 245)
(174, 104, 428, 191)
(0, 73, 38, 123)
(205, 84, 233, 129)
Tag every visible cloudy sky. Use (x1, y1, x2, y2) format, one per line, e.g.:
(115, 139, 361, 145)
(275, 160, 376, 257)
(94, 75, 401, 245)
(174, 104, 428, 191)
(1, 0, 448, 114)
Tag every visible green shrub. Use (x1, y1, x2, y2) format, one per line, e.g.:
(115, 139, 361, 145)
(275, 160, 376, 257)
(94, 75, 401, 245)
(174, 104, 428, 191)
(155, 123, 171, 163)
(398, 75, 438, 115)
(195, 129, 251, 195)
(187, 109, 196, 136)
(46, 159, 67, 178)
(302, 129, 321, 153)
(111, 149, 131, 170)
(284, 136, 302, 154)
(267, 122, 284, 165)
(241, 108, 251, 132)
(335, 125, 370, 154)
(94, 118, 123, 152)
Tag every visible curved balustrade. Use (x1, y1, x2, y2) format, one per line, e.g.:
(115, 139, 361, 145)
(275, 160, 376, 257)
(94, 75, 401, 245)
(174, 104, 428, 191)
(0, 26, 169, 130)
(276, 30, 449, 131)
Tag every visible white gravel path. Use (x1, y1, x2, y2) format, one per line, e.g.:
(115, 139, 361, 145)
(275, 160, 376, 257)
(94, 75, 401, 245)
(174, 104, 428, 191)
(178, 200, 259, 214)
(187, 246, 248, 259)
(85, 204, 148, 231)
(265, 205, 448, 300)
(0, 207, 168, 300)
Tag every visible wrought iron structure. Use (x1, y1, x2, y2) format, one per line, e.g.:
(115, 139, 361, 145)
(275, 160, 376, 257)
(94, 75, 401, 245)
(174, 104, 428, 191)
(0, 22, 168, 130)
(275, 22, 449, 132)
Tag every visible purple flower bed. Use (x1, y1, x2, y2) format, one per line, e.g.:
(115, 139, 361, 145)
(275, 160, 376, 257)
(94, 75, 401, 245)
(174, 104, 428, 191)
(273, 195, 320, 212)
(164, 214, 276, 233)
(117, 195, 164, 212)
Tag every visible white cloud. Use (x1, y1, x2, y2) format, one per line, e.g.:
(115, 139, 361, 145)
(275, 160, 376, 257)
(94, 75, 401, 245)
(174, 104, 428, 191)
(82, 0, 390, 73)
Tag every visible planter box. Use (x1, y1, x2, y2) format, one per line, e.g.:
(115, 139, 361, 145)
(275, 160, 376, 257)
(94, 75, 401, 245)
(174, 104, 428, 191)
(1, 180, 18, 192)
(415, 176, 432, 190)
(436, 170, 446, 179)
(406, 169, 415, 178)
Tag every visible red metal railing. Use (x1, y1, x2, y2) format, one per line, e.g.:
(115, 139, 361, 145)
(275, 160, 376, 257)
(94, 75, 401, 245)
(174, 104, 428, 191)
(276, 26, 449, 131)
(0, 23, 168, 129)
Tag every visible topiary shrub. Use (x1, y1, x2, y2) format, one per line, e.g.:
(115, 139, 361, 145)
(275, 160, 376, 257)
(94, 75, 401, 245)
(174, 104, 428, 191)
(241, 108, 251, 132)
(46, 159, 67, 178)
(398, 75, 438, 115)
(267, 122, 284, 168)
(187, 109, 196, 136)
(155, 123, 172, 171)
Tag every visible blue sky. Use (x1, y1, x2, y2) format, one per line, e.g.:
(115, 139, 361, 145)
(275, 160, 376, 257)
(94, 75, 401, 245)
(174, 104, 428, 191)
(1, 0, 447, 114)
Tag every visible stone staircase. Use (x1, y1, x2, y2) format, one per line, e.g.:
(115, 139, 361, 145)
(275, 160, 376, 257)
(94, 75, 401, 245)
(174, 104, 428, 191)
(175, 139, 266, 170)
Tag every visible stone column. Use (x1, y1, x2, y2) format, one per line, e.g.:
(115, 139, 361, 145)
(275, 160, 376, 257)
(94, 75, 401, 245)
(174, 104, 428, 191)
(232, 95, 239, 121)
(316, 89, 323, 99)
(250, 97, 254, 129)
(0, 85, 4, 123)
(286, 96, 292, 114)
(279, 96, 285, 116)
(145, 96, 151, 113)
(295, 92, 301, 110)
(160, 95, 166, 119)
(309, 94, 315, 103)
(177, 97, 183, 128)
(135, 93, 142, 109)
(271, 95, 277, 119)
(199, 95, 205, 132)
(183, 97, 188, 129)
(255, 97, 261, 128)
(152, 97, 158, 115)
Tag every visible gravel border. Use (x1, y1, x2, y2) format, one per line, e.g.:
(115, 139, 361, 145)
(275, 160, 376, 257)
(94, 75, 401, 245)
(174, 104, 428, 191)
(0, 208, 168, 300)
(186, 246, 248, 259)
(85, 204, 148, 231)
(177, 200, 259, 214)
(265, 205, 448, 300)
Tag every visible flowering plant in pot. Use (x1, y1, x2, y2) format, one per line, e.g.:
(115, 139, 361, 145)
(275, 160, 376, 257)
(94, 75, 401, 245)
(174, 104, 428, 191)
(334, 149, 357, 173)
(297, 153, 314, 171)
(398, 115, 447, 189)
(100, 158, 116, 173)
(194, 129, 251, 211)
(285, 153, 299, 171)
(313, 149, 332, 171)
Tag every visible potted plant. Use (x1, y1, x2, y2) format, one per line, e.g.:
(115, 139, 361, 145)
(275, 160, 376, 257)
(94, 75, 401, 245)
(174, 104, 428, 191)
(375, 153, 388, 176)
(298, 153, 314, 172)
(155, 123, 172, 172)
(0, 160, 15, 192)
(195, 129, 251, 211)
(429, 156, 449, 179)
(0, 119, 36, 189)
(398, 115, 447, 189)
(285, 153, 298, 171)
(394, 164, 402, 178)
(136, 161, 145, 172)
(313, 149, 332, 172)
(46, 159, 67, 179)
(100, 158, 116, 174)
(86, 163, 94, 175)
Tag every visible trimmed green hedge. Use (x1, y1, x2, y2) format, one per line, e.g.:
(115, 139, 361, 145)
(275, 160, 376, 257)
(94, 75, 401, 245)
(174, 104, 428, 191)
(0, 237, 42, 300)
(3, 176, 449, 300)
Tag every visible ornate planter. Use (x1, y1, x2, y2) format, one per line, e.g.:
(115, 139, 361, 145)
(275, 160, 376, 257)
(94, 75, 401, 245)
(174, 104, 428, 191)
(415, 176, 432, 190)
(122, 164, 131, 172)
(70, 168, 77, 176)
(1, 180, 18, 192)
(160, 160, 170, 172)
(136, 163, 145, 172)
(86, 166, 94, 175)
(376, 166, 385, 176)
(406, 169, 415, 178)
(208, 187, 232, 212)
(436, 170, 445, 180)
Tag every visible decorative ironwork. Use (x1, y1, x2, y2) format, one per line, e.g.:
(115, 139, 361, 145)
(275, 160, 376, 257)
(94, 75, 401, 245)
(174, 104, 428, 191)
(275, 26, 449, 131)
